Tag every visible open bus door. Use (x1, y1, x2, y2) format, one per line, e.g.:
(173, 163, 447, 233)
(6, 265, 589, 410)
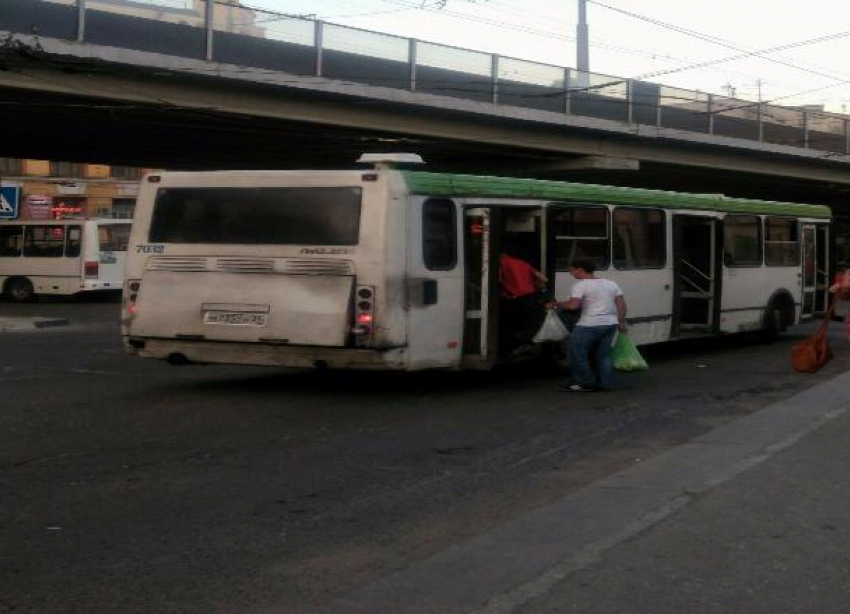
(673, 215, 721, 336)
(462, 206, 548, 367)
(801, 224, 816, 318)
(801, 222, 830, 317)
(816, 224, 830, 314)
(462, 207, 501, 368)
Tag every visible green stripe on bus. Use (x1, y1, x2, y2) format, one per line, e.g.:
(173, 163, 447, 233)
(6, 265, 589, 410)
(400, 172, 832, 219)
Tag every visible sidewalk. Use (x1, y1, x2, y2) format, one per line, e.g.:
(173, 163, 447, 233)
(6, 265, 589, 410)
(515, 392, 850, 614)
(330, 370, 850, 614)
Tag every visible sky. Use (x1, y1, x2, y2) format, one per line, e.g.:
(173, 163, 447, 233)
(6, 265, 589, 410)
(235, 0, 850, 114)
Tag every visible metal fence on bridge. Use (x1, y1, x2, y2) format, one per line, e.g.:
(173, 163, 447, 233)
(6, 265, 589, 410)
(3, 0, 849, 156)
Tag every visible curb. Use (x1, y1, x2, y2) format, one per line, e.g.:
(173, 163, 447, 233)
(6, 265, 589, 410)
(0, 317, 70, 332)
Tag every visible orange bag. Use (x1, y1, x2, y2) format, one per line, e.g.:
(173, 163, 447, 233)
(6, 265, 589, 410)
(791, 300, 835, 373)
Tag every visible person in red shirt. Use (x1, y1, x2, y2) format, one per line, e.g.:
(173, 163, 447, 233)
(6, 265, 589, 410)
(499, 252, 544, 299)
(499, 251, 548, 355)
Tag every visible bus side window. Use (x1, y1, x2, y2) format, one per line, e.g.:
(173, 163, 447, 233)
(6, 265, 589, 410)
(0, 225, 23, 257)
(65, 226, 82, 258)
(24, 225, 65, 258)
(723, 215, 761, 266)
(765, 217, 799, 266)
(552, 206, 609, 270)
(422, 198, 457, 270)
(612, 208, 666, 269)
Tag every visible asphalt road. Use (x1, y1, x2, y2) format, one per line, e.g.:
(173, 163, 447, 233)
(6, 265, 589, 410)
(2, 296, 849, 613)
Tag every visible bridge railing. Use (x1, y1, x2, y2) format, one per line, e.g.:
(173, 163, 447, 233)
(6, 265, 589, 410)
(4, 0, 849, 156)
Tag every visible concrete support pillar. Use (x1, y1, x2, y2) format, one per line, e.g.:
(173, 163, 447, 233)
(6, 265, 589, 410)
(205, 0, 214, 61)
(802, 110, 809, 149)
(577, 0, 589, 73)
(707, 94, 715, 135)
(76, 0, 86, 42)
(314, 21, 323, 77)
(491, 54, 499, 104)
(409, 39, 417, 92)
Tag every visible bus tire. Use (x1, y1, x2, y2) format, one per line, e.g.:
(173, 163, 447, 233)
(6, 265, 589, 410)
(6, 277, 35, 302)
(760, 293, 793, 341)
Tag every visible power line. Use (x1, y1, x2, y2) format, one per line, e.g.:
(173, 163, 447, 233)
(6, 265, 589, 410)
(588, 0, 850, 84)
(637, 31, 850, 83)
(221, 0, 765, 81)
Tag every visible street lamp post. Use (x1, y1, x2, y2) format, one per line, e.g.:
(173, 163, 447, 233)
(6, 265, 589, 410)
(577, 0, 589, 73)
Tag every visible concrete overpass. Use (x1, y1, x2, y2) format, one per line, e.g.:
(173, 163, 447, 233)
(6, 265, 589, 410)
(1, 0, 849, 207)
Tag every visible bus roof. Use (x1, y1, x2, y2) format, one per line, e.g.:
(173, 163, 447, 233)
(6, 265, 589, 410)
(400, 171, 832, 219)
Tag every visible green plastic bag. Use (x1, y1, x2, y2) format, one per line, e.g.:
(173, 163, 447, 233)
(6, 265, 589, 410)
(611, 333, 648, 371)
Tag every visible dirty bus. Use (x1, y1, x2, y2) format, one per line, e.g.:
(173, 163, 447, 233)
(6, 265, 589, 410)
(1, 218, 131, 301)
(122, 156, 831, 371)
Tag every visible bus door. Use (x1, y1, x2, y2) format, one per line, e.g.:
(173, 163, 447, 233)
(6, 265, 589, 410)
(406, 198, 465, 370)
(815, 224, 830, 314)
(462, 207, 501, 366)
(800, 223, 827, 317)
(673, 215, 720, 335)
(93, 223, 131, 288)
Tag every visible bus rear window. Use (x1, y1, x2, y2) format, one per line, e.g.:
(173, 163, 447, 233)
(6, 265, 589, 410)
(149, 187, 362, 245)
(99, 224, 131, 251)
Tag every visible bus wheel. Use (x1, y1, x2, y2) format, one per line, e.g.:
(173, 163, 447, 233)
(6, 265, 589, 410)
(759, 300, 787, 342)
(7, 278, 35, 302)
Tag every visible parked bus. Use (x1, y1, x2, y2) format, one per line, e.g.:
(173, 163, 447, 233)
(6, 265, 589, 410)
(0, 218, 131, 301)
(122, 155, 831, 371)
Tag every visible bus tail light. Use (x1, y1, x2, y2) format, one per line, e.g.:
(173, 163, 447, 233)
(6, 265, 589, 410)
(353, 285, 375, 346)
(124, 279, 141, 316)
(84, 261, 99, 279)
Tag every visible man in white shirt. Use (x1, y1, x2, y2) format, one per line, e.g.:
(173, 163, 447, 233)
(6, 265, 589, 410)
(551, 259, 627, 391)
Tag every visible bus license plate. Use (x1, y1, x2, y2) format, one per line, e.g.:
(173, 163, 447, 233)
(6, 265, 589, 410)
(203, 311, 268, 326)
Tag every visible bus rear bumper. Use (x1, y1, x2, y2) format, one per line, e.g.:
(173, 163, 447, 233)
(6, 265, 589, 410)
(123, 337, 408, 370)
(80, 280, 121, 292)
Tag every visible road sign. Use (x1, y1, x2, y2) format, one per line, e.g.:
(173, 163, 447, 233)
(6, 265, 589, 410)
(0, 186, 21, 219)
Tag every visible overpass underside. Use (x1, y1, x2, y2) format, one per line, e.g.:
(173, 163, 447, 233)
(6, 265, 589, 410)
(1, 0, 849, 208)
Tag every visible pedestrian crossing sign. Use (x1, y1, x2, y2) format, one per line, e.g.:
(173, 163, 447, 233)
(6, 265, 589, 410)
(0, 186, 20, 219)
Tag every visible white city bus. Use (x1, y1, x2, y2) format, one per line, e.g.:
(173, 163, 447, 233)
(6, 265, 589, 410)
(122, 156, 830, 371)
(0, 218, 131, 301)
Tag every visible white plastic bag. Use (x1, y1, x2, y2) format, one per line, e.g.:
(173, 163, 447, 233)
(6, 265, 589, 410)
(532, 310, 568, 343)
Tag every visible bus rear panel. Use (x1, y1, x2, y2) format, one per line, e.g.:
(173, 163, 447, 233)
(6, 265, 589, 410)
(123, 171, 409, 370)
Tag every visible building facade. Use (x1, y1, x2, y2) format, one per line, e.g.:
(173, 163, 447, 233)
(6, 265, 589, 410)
(0, 158, 154, 220)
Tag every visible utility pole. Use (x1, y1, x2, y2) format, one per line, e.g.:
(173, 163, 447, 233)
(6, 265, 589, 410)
(577, 0, 589, 73)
